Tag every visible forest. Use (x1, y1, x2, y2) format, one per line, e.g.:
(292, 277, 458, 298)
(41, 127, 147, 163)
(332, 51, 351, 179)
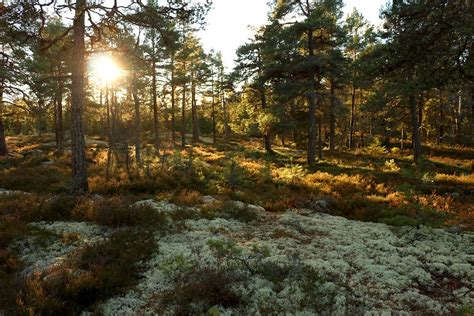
(0, 0, 473, 314)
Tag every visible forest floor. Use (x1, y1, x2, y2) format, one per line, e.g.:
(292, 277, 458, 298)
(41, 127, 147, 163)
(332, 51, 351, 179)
(0, 134, 473, 315)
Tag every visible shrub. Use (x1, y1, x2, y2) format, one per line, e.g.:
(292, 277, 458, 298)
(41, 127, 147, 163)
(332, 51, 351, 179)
(157, 267, 244, 315)
(76, 197, 167, 228)
(170, 189, 202, 206)
(18, 229, 155, 314)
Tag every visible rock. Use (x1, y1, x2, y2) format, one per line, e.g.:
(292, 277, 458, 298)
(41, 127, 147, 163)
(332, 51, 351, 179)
(133, 200, 178, 213)
(311, 199, 329, 211)
(445, 225, 466, 234)
(230, 200, 266, 213)
(0, 188, 27, 196)
(86, 140, 109, 147)
(90, 194, 105, 201)
(22, 149, 44, 156)
(201, 195, 218, 204)
(41, 160, 55, 166)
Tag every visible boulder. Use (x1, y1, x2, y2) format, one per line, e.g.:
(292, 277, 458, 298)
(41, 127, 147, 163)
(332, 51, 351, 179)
(200, 195, 218, 204)
(133, 199, 178, 214)
(230, 200, 265, 213)
(311, 199, 329, 212)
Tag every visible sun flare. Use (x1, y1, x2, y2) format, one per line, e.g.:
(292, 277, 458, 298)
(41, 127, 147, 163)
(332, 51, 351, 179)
(90, 55, 122, 84)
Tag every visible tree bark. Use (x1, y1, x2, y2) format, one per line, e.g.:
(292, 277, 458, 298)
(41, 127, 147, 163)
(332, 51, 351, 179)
(438, 91, 444, 145)
(318, 114, 323, 160)
(211, 76, 216, 144)
(132, 71, 141, 164)
(349, 84, 356, 150)
(329, 79, 336, 152)
(181, 64, 187, 149)
(171, 52, 176, 146)
(260, 88, 272, 153)
(410, 94, 421, 164)
(0, 83, 7, 156)
(152, 39, 160, 149)
(191, 70, 200, 143)
(70, 0, 89, 194)
(55, 79, 64, 153)
(307, 30, 318, 167)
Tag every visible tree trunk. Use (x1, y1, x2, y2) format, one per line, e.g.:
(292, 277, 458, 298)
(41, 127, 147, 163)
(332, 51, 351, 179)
(455, 90, 462, 144)
(329, 80, 336, 152)
(171, 52, 176, 146)
(55, 79, 64, 153)
(438, 91, 444, 145)
(181, 69, 186, 149)
(0, 83, 7, 156)
(307, 30, 318, 167)
(70, 0, 89, 194)
(318, 114, 323, 160)
(211, 76, 216, 144)
(191, 71, 200, 143)
(260, 88, 272, 153)
(152, 42, 160, 149)
(410, 94, 421, 164)
(349, 84, 356, 150)
(222, 90, 229, 150)
(132, 71, 141, 164)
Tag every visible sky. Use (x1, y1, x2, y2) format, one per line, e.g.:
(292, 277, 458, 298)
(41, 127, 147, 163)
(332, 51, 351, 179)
(198, 0, 388, 70)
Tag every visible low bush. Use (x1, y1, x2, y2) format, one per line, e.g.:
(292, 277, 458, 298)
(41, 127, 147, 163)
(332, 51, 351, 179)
(157, 267, 244, 315)
(18, 229, 155, 314)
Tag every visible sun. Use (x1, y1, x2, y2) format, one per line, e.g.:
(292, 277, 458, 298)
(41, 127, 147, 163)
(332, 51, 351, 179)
(90, 54, 122, 84)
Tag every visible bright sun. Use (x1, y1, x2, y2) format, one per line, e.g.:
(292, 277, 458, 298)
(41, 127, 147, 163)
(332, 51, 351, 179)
(91, 55, 122, 84)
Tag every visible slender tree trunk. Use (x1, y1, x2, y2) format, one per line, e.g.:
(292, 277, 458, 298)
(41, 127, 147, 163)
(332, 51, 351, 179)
(349, 84, 356, 150)
(132, 71, 141, 164)
(70, 0, 88, 194)
(418, 96, 423, 139)
(400, 124, 404, 151)
(191, 71, 200, 143)
(106, 85, 112, 180)
(181, 67, 186, 149)
(455, 90, 462, 144)
(55, 80, 64, 153)
(260, 88, 272, 153)
(438, 90, 444, 145)
(211, 76, 216, 144)
(222, 90, 229, 150)
(307, 31, 318, 167)
(0, 83, 7, 156)
(410, 94, 421, 164)
(318, 114, 323, 160)
(329, 80, 336, 152)
(171, 52, 176, 146)
(152, 47, 160, 149)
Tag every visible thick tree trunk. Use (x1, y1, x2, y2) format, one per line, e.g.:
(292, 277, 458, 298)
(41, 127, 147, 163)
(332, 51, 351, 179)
(191, 71, 200, 143)
(132, 71, 141, 164)
(349, 84, 356, 150)
(70, 0, 89, 194)
(410, 94, 421, 164)
(260, 88, 272, 153)
(329, 80, 336, 152)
